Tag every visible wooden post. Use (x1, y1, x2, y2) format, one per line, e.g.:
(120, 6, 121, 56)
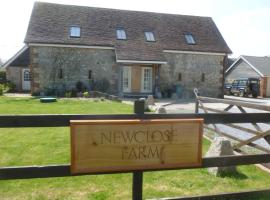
(195, 99, 199, 114)
(134, 100, 145, 115)
(194, 88, 199, 114)
(132, 100, 144, 200)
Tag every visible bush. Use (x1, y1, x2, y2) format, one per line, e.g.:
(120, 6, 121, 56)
(76, 81, 84, 92)
(65, 91, 71, 98)
(0, 71, 7, 84)
(83, 91, 89, 98)
(71, 89, 77, 97)
(93, 78, 110, 93)
(6, 81, 16, 92)
(0, 84, 4, 96)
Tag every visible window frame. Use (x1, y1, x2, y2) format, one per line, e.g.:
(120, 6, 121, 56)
(116, 28, 127, 40)
(184, 33, 196, 45)
(88, 70, 92, 79)
(144, 31, 156, 42)
(201, 73, 205, 82)
(70, 26, 81, 38)
(58, 68, 63, 79)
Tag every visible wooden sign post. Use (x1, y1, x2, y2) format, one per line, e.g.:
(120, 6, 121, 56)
(70, 119, 203, 174)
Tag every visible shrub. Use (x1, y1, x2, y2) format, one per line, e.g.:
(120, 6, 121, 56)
(83, 91, 89, 98)
(65, 91, 72, 98)
(71, 88, 77, 97)
(76, 81, 84, 92)
(6, 81, 16, 92)
(93, 78, 110, 93)
(0, 71, 7, 84)
(0, 84, 4, 96)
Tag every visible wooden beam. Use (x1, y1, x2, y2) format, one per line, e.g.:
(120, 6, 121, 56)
(1, 113, 270, 128)
(204, 125, 270, 153)
(197, 96, 270, 111)
(1, 154, 270, 180)
(160, 189, 270, 200)
(233, 130, 270, 149)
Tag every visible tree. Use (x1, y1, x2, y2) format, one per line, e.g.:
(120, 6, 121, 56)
(0, 58, 3, 67)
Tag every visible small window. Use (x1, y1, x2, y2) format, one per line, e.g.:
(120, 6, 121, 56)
(58, 69, 63, 79)
(178, 73, 182, 81)
(116, 29, 127, 40)
(201, 73, 205, 82)
(70, 26, 81, 38)
(88, 70, 92, 79)
(24, 70, 31, 81)
(184, 33, 196, 44)
(145, 32, 155, 42)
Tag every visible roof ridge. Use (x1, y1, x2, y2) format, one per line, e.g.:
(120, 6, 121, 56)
(34, 1, 212, 19)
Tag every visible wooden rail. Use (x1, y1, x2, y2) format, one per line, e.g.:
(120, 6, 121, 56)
(194, 89, 270, 151)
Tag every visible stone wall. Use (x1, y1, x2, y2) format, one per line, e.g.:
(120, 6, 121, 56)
(6, 66, 22, 91)
(30, 46, 118, 95)
(160, 53, 225, 98)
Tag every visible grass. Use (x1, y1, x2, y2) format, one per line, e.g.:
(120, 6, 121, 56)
(0, 96, 132, 114)
(0, 97, 270, 200)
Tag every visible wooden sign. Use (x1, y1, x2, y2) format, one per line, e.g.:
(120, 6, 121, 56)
(70, 119, 203, 174)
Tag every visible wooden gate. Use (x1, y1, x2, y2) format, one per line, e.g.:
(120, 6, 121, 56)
(1, 101, 270, 200)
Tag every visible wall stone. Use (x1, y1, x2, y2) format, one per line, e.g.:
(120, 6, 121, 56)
(30, 46, 118, 95)
(6, 66, 22, 91)
(160, 53, 224, 98)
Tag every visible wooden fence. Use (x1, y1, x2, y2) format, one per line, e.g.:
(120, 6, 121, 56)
(194, 90, 270, 157)
(0, 101, 270, 200)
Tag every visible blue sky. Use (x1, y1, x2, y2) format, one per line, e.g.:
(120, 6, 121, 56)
(0, 0, 270, 61)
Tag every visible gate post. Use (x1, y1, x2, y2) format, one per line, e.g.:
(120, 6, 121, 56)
(132, 100, 144, 200)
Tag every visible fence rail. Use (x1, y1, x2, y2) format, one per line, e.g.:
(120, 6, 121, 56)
(1, 154, 270, 180)
(1, 101, 270, 200)
(1, 113, 270, 127)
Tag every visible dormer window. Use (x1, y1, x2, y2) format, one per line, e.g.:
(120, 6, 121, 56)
(70, 26, 81, 38)
(116, 29, 127, 40)
(145, 32, 155, 42)
(184, 33, 196, 44)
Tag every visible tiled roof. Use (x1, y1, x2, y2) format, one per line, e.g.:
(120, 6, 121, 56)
(25, 2, 232, 62)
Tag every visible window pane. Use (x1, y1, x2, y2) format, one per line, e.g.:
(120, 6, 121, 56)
(184, 34, 195, 44)
(145, 32, 155, 41)
(70, 26, 81, 37)
(142, 67, 152, 92)
(116, 29, 126, 40)
(24, 70, 31, 81)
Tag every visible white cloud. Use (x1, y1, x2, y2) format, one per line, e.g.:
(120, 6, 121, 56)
(218, 7, 270, 57)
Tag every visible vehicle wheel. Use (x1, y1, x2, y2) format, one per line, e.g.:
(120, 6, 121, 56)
(239, 91, 244, 97)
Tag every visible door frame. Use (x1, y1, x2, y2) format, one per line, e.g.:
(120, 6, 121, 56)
(141, 67, 153, 93)
(22, 68, 31, 91)
(122, 66, 132, 93)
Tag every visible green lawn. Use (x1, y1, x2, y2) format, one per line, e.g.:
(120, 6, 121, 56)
(0, 97, 269, 200)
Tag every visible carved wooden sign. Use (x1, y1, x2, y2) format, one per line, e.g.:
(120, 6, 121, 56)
(70, 119, 203, 174)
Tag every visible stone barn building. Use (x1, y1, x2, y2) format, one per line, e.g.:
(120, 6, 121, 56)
(4, 2, 231, 97)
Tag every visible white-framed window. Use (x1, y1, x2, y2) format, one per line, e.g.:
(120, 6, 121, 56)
(184, 33, 196, 44)
(145, 32, 155, 42)
(122, 66, 131, 92)
(141, 67, 152, 92)
(116, 29, 127, 40)
(70, 26, 81, 37)
(23, 70, 31, 81)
